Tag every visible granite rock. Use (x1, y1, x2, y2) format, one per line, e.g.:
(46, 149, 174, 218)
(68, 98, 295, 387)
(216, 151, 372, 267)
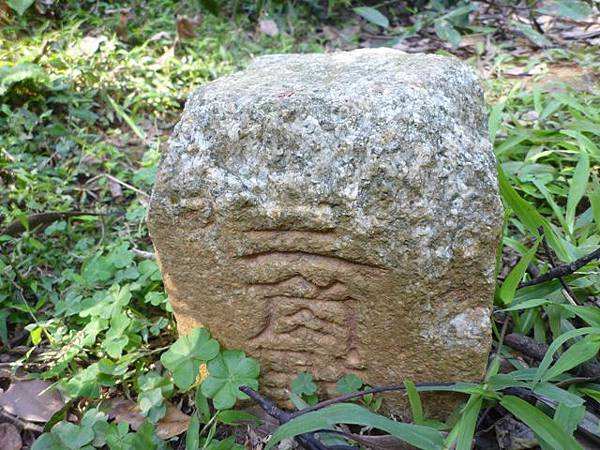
(147, 48, 503, 416)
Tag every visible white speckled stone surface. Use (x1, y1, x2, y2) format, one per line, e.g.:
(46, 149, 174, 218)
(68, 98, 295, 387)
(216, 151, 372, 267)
(148, 48, 504, 417)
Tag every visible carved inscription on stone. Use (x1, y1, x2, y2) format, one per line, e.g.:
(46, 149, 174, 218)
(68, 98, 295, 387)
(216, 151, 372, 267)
(235, 229, 386, 399)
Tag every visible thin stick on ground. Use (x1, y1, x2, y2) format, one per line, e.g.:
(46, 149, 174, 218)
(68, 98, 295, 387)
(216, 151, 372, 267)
(239, 386, 331, 450)
(519, 246, 600, 288)
(539, 227, 578, 305)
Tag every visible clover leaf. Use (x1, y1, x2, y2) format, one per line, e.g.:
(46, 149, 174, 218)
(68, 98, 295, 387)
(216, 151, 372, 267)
(53, 421, 94, 450)
(291, 372, 317, 396)
(137, 372, 173, 423)
(160, 328, 220, 390)
(335, 373, 363, 394)
(201, 350, 260, 410)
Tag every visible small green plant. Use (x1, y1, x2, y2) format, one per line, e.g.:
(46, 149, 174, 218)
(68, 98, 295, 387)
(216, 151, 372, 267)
(32, 409, 168, 450)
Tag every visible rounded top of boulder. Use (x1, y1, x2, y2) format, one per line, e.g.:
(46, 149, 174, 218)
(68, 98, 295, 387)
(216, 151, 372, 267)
(150, 48, 501, 268)
(189, 48, 481, 111)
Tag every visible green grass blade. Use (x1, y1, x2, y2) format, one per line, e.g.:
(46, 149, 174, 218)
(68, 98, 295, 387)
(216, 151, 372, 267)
(541, 336, 600, 382)
(455, 395, 483, 450)
(498, 164, 570, 261)
(533, 327, 600, 386)
(589, 175, 600, 233)
(498, 238, 541, 306)
(488, 101, 504, 145)
(265, 403, 443, 450)
(566, 150, 590, 233)
(500, 395, 583, 450)
(404, 380, 425, 425)
(554, 402, 586, 436)
(105, 95, 147, 143)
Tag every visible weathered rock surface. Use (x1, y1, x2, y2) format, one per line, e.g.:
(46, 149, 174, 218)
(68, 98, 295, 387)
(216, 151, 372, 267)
(148, 48, 503, 416)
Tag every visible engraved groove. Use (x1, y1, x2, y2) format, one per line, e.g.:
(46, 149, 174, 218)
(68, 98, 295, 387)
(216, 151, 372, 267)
(239, 250, 387, 271)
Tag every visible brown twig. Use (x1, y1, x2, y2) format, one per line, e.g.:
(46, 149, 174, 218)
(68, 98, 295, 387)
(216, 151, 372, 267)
(539, 227, 578, 305)
(239, 386, 330, 450)
(519, 246, 600, 288)
(1, 211, 120, 237)
(291, 381, 459, 418)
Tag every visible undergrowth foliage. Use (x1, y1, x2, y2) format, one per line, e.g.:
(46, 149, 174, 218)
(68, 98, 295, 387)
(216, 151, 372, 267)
(1, 1, 600, 449)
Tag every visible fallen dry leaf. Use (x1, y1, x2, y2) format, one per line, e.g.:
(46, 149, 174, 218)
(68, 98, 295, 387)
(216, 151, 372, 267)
(0, 423, 22, 450)
(176, 15, 200, 40)
(107, 397, 190, 439)
(155, 403, 190, 439)
(458, 34, 485, 48)
(106, 397, 145, 429)
(0, 379, 64, 423)
(109, 179, 123, 199)
(259, 19, 279, 37)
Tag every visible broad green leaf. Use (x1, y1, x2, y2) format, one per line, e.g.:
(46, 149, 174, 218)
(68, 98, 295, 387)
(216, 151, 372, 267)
(500, 396, 583, 450)
(160, 328, 220, 390)
(201, 350, 259, 410)
(404, 380, 425, 425)
(354, 7, 389, 28)
(499, 238, 541, 305)
(336, 373, 363, 394)
(291, 372, 317, 396)
(6, 0, 34, 15)
(434, 19, 461, 48)
(542, 335, 600, 382)
(265, 403, 444, 450)
(566, 150, 589, 233)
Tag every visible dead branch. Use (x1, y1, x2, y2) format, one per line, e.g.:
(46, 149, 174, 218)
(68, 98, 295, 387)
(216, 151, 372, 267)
(519, 246, 600, 288)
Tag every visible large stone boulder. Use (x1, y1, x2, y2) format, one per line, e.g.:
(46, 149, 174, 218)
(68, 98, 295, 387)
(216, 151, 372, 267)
(148, 48, 503, 416)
